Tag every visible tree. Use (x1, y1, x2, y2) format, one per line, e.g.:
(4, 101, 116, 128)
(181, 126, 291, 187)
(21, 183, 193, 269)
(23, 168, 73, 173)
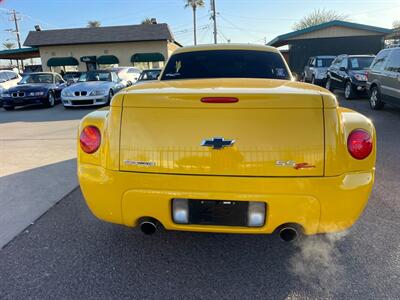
(293, 9, 349, 31)
(184, 0, 205, 45)
(2, 41, 16, 50)
(87, 20, 101, 28)
(141, 18, 153, 25)
(393, 20, 400, 29)
(2, 42, 16, 66)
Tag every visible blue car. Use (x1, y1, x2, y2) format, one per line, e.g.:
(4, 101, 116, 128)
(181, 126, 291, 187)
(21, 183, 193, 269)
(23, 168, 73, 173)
(1, 72, 66, 110)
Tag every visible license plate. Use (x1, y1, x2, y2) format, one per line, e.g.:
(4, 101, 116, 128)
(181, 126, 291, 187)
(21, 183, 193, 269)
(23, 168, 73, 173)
(188, 199, 249, 226)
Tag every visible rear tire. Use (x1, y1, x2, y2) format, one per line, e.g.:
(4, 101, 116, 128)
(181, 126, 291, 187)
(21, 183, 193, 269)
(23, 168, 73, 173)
(3, 106, 14, 111)
(107, 90, 114, 105)
(369, 86, 384, 110)
(325, 77, 333, 92)
(344, 81, 355, 100)
(46, 91, 55, 107)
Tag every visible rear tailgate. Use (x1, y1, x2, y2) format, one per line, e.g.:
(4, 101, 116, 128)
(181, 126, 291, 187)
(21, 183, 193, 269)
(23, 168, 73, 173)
(119, 92, 324, 177)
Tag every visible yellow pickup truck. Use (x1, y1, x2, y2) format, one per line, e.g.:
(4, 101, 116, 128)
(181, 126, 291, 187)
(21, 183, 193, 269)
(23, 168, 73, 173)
(77, 44, 375, 241)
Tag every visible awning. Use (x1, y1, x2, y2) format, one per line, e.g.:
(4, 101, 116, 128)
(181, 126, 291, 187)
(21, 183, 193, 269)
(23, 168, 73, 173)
(80, 56, 97, 63)
(131, 52, 165, 62)
(47, 57, 79, 67)
(97, 55, 119, 65)
(0, 47, 40, 60)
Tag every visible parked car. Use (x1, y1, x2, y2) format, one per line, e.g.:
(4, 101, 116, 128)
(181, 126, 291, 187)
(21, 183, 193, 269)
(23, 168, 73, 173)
(109, 67, 141, 86)
(367, 46, 400, 110)
(61, 70, 125, 107)
(1, 72, 65, 110)
(78, 44, 375, 240)
(325, 54, 375, 99)
(302, 55, 335, 85)
(63, 71, 82, 83)
(0, 70, 21, 107)
(135, 68, 162, 85)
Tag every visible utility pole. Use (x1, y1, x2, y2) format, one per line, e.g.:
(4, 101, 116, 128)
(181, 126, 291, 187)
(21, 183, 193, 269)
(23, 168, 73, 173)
(211, 0, 217, 44)
(8, 10, 23, 70)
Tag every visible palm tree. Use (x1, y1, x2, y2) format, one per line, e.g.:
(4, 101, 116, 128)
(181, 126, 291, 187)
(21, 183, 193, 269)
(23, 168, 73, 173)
(184, 0, 205, 45)
(2, 42, 16, 50)
(87, 20, 101, 28)
(2, 42, 16, 65)
(141, 18, 153, 25)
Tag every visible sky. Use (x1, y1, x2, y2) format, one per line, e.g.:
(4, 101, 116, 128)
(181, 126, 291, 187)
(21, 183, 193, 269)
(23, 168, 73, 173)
(0, 0, 399, 47)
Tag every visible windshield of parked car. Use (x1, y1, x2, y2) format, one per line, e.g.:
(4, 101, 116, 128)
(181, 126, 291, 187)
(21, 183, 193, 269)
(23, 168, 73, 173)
(19, 74, 53, 84)
(138, 70, 161, 81)
(316, 58, 334, 67)
(161, 50, 290, 80)
(349, 57, 374, 70)
(78, 71, 111, 82)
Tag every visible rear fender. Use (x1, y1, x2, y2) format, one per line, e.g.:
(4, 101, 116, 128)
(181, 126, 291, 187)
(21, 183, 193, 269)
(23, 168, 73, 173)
(324, 102, 376, 176)
(77, 94, 123, 170)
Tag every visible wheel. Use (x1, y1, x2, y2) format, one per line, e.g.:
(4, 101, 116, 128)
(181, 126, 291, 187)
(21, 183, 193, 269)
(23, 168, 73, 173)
(311, 75, 316, 85)
(46, 91, 55, 107)
(3, 106, 14, 111)
(325, 77, 333, 92)
(369, 86, 384, 110)
(107, 90, 114, 105)
(344, 81, 355, 100)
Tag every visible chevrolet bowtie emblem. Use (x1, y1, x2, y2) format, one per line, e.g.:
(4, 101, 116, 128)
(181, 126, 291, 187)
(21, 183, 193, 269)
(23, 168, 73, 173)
(201, 137, 235, 150)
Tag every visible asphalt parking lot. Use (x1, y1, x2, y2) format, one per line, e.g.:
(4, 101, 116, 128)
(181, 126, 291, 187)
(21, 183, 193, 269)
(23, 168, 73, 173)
(1, 94, 400, 299)
(0, 104, 91, 248)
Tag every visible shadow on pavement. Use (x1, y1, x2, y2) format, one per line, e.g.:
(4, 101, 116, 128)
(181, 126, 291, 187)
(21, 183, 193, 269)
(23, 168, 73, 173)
(0, 159, 78, 249)
(0, 103, 95, 124)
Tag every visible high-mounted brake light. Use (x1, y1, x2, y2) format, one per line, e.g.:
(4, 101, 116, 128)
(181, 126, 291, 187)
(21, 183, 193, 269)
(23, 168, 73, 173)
(80, 126, 101, 154)
(347, 129, 372, 160)
(201, 97, 239, 103)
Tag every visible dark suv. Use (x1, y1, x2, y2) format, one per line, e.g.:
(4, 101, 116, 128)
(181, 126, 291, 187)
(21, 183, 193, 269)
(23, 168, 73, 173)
(325, 54, 375, 99)
(367, 46, 400, 110)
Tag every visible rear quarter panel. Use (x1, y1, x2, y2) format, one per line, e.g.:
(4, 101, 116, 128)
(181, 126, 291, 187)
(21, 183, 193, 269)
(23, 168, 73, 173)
(77, 94, 123, 170)
(324, 101, 376, 176)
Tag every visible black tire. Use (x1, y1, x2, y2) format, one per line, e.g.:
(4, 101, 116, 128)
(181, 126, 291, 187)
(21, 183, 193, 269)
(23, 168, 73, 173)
(311, 75, 316, 85)
(344, 81, 355, 100)
(107, 90, 114, 105)
(325, 77, 333, 92)
(45, 91, 55, 108)
(3, 106, 14, 111)
(369, 86, 384, 110)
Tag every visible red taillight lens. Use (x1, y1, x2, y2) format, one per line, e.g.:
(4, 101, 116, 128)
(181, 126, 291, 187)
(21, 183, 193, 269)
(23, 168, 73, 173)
(347, 129, 372, 160)
(201, 97, 239, 103)
(80, 126, 101, 154)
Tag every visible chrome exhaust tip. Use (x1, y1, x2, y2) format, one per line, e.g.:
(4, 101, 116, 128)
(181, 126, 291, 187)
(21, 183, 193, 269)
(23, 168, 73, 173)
(279, 227, 298, 242)
(139, 220, 157, 235)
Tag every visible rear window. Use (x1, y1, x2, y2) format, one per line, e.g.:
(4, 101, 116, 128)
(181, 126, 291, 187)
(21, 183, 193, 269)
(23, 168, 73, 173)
(161, 50, 290, 80)
(349, 57, 374, 70)
(316, 58, 334, 67)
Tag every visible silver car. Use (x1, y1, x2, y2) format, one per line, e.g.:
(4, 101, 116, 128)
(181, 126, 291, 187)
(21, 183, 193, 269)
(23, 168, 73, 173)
(61, 70, 125, 107)
(302, 56, 336, 85)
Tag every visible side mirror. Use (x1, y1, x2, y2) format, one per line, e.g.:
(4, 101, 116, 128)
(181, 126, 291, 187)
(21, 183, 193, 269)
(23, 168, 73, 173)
(339, 67, 347, 71)
(67, 79, 75, 86)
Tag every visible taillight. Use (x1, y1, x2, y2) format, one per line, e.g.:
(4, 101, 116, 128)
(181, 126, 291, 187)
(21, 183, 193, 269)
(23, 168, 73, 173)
(80, 126, 101, 154)
(347, 129, 372, 160)
(201, 97, 239, 103)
